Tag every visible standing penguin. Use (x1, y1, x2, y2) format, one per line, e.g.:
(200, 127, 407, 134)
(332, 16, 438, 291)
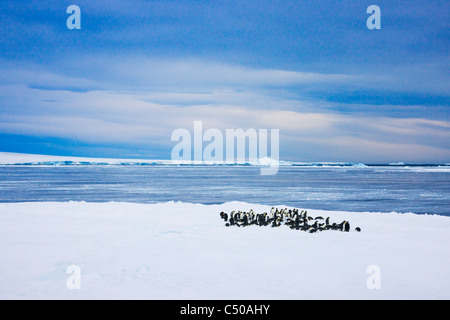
(258, 213, 265, 226)
(242, 214, 249, 227)
(343, 221, 350, 232)
(294, 216, 301, 230)
(324, 217, 331, 230)
(249, 210, 255, 221)
(270, 207, 275, 215)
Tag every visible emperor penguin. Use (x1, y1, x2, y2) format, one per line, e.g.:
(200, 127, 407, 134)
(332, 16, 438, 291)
(242, 214, 249, 227)
(294, 216, 301, 230)
(219, 212, 228, 222)
(343, 221, 350, 232)
(312, 221, 319, 230)
(304, 211, 310, 220)
(271, 217, 281, 228)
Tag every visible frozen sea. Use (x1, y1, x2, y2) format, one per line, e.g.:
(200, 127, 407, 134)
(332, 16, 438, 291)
(1, 161, 449, 216)
(1, 153, 450, 299)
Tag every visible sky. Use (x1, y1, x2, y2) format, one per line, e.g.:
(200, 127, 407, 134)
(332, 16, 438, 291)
(0, 0, 449, 163)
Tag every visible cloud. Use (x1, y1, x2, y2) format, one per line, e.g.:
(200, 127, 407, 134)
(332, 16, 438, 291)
(4, 54, 448, 108)
(296, 135, 450, 163)
(0, 53, 448, 162)
(1, 80, 449, 163)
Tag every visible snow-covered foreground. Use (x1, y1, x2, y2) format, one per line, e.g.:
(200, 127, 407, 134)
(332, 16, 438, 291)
(0, 201, 449, 300)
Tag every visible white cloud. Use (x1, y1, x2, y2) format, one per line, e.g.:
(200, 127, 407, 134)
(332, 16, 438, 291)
(0, 56, 448, 162)
(0, 56, 365, 92)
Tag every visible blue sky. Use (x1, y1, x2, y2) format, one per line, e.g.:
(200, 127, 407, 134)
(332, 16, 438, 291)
(0, 0, 449, 162)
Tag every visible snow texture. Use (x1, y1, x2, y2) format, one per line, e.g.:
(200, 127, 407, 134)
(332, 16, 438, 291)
(0, 201, 449, 299)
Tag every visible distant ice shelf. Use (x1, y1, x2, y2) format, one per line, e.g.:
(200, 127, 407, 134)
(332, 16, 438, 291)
(0, 152, 448, 168)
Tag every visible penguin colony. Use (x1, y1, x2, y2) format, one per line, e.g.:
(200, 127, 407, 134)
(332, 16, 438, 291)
(219, 208, 361, 233)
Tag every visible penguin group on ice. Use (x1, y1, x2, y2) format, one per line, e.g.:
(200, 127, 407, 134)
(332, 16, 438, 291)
(219, 208, 361, 233)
